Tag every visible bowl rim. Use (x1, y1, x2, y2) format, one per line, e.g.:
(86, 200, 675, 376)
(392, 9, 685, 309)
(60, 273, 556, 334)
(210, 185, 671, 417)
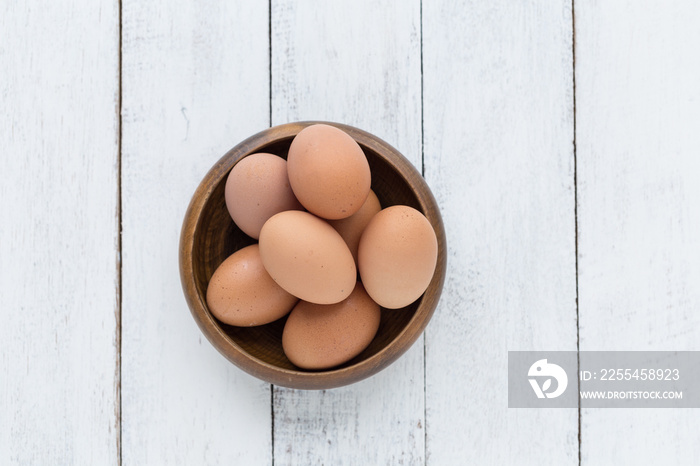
(179, 121, 447, 389)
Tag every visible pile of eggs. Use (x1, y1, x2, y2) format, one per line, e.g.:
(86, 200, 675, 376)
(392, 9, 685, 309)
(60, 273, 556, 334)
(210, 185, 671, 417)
(206, 124, 438, 370)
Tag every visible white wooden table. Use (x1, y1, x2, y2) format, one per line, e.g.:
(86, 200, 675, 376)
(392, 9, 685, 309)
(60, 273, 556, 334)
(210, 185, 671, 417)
(2, 1, 699, 464)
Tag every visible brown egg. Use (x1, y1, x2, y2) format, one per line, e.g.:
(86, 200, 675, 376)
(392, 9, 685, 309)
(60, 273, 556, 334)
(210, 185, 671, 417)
(287, 124, 371, 220)
(206, 244, 298, 326)
(328, 189, 381, 265)
(259, 210, 356, 304)
(225, 153, 303, 239)
(282, 282, 381, 370)
(358, 205, 438, 309)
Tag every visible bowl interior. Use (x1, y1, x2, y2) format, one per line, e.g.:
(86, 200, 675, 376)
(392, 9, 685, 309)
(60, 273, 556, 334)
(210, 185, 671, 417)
(191, 136, 424, 371)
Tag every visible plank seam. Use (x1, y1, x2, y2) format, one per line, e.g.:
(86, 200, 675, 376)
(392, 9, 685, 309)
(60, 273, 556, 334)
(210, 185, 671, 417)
(270, 385, 275, 466)
(116, 0, 123, 464)
(420, 0, 427, 464)
(571, 1, 581, 465)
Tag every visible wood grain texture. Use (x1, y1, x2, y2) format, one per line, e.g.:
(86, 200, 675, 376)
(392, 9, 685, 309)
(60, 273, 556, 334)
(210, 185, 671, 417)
(4, 1, 700, 463)
(120, 1, 272, 464)
(423, 1, 578, 464)
(0, 1, 119, 464)
(271, 0, 425, 463)
(576, 1, 700, 464)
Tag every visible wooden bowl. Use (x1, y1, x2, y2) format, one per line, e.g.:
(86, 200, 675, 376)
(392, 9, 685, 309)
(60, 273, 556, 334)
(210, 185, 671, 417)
(179, 121, 446, 389)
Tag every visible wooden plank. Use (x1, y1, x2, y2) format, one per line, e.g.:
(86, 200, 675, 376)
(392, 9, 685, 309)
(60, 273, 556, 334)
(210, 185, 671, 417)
(422, 1, 578, 464)
(576, 1, 700, 463)
(120, 1, 272, 464)
(270, 0, 425, 463)
(0, 1, 119, 464)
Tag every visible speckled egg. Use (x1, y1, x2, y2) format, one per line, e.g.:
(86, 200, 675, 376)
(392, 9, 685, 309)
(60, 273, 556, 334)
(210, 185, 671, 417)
(358, 205, 438, 309)
(225, 153, 303, 239)
(282, 282, 381, 370)
(328, 189, 381, 265)
(206, 244, 298, 326)
(287, 124, 371, 220)
(259, 210, 356, 305)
